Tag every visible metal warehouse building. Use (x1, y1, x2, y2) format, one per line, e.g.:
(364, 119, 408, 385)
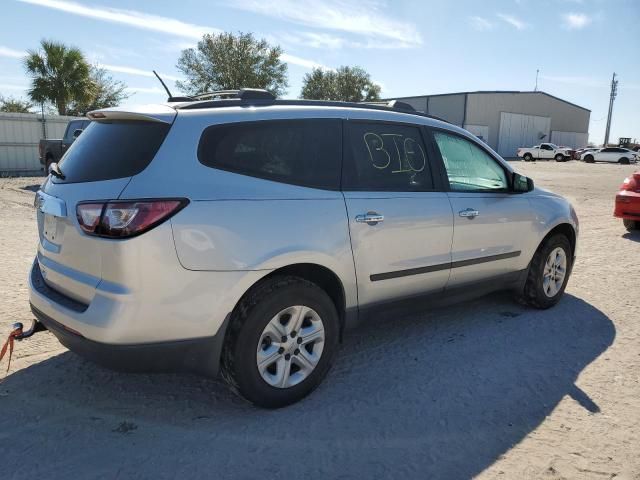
(387, 91, 591, 158)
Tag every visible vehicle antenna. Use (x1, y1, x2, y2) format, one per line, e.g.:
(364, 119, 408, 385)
(153, 70, 173, 100)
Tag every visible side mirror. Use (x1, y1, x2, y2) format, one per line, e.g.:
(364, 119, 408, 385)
(73, 128, 83, 139)
(512, 172, 534, 193)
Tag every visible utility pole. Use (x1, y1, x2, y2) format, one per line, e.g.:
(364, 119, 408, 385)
(534, 69, 539, 91)
(40, 102, 47, 140)
(603, 72, 618, 147)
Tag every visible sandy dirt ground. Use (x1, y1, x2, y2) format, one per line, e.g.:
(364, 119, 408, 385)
(0, 161, 639, 479)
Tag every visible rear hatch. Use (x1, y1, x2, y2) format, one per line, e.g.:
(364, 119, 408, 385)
(36, 106, 175, 304)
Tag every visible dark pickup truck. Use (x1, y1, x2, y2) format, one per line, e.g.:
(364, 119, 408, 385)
(39, 118, 91, 171)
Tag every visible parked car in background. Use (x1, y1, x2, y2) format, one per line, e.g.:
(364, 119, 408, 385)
(517, 143, 572, 162)
(574, 147, 598, 160)
(582, 147, 638, 164)
(29, 90, 579, 408)
(614, 171, 640, 231)
(558, 146, 576, 160)
(39, 118, 91, 172)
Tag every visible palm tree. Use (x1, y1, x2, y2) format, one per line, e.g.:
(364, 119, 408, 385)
(24, 40, 93, 116)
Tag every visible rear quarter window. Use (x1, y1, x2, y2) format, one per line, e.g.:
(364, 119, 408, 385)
(56, 121, 171, 184)
(197, 119, 342, 190)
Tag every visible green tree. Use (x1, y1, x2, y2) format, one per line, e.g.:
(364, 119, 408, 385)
(300, 66, 381, 102)
(24, 39, 93, 115)
(176, 32, 288, 97)
(0, 95, 33, 113)
(66, 66, 129, 116)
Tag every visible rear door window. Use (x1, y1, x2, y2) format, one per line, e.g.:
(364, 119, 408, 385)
(198, 119, 342, 190)
(55, 120, 171, 183)
(342, 121, 433, 191)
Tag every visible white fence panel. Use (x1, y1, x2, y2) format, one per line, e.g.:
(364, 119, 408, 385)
(0, 112, 77, 174)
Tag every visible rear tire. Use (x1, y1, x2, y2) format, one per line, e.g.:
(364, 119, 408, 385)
(623, 219, 639, 231)
(584, 155, 595, 163)
(221, 275, 340, 408)
(619, 157, 630, 165)
(523, 153, 533, 162)
(519, 234, 572, 309)
(45, 155, 53, 174)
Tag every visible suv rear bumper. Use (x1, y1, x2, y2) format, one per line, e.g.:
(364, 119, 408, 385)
(31, 304, 228, 377)
(28, 255, 270, 375)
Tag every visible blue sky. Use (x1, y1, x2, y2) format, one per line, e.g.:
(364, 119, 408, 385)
(1, 0, 638, 144)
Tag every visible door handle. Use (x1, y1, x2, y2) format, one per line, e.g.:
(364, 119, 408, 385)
(459, 208, 479, 219)
(355, 212, 384, 225)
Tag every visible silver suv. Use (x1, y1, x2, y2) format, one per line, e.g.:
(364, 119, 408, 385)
(29, 89, 578, 408)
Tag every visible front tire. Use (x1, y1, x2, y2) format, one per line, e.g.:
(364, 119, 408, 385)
(523, 153, 533, 162)
(519, 234, 572, 309)
(619, 157, 630, 165)
(221, 276, 340, 408)
(555, 153, 565, 162)
(624, 219, 639, 231)
(584, 155, 595, 163)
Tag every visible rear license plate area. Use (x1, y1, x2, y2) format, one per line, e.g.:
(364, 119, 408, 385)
(43, 214, 58, 243)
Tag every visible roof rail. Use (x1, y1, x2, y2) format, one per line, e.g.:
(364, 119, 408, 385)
(361, 100, 416, 112)
(173, 96, 451, 124)
(192, 88, 276, 101)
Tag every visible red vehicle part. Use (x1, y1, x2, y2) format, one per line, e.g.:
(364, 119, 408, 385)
(614, 172, 640, 229)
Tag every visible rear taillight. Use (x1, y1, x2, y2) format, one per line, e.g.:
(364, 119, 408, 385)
(620, 176, 639, 192)
(76, 199, 188, 238)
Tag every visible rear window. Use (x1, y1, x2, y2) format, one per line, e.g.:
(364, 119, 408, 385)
(197, 119, 342, 190)
(55, 121, 170, 183)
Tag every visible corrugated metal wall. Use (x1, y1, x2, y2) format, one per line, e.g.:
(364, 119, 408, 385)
(389, 92, 591, 158)
(426, 94, 466, 126)
(465, 92, 590, 154)
(551, 131, 589, 148)
(0, 112, 75, 174)
(497, 112, 551, 157)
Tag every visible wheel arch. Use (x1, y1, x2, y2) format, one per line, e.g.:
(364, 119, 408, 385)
(541, 223, 577, 259)
(229, 263, 350, 340)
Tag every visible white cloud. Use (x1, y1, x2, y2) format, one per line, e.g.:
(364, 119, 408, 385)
(18, 0, 218, 39)
(469, 16, 494, 31)
(281, 53, 332, 71)
(232, 0, 422, 46)
(18, 0, 326, 70)
(562, 13, 592, 30)
(276, 31, 414, 50)
(99, 64, 181, 82)
(0, 46, 26, 58)
(497, 13, 527, 30)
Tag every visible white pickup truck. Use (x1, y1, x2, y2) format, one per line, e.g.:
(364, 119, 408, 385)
(517, 143, 572, 162)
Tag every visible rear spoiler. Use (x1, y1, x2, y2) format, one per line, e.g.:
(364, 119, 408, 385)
(87, 104, 176, 124)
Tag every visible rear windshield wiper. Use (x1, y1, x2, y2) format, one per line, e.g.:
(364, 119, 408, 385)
(50, 163, 66, 180)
